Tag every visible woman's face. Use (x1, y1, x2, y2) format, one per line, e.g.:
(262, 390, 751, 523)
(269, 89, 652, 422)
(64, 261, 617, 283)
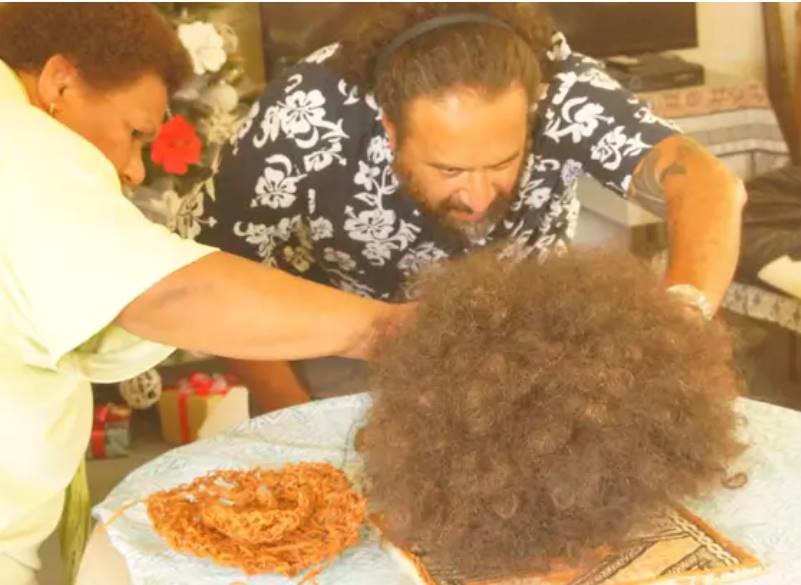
(55, 72, 168, 189)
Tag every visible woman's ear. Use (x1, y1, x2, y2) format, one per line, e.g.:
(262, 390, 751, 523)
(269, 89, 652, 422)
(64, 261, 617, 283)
(36, 54, 79, 113)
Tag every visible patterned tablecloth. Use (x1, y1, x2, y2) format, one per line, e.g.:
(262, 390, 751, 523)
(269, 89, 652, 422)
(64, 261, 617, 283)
(94, 394, 801, 585)
(723, 282, 801, 336)
(650, 251, 801, 336)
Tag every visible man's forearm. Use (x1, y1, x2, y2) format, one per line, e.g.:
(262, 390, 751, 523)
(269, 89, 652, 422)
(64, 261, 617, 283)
(628, 135, 746, 310)
(662, 175, 744, 310)
(222, 358, 311, 413)
(116, 251, 407, 360)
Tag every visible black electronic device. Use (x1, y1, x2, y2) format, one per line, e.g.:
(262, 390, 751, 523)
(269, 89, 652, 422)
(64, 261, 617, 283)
(548, 3, 699, 58)
(604, 53, 705, 92)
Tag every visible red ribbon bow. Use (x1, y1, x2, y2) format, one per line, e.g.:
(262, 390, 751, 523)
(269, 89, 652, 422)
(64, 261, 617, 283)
(90, 403, 130, 458)
(174, 373, 237, 443)
(90, 404, 110, 459)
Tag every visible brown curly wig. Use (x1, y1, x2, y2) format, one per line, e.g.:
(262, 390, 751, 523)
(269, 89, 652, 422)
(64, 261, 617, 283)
(0, 3, 191, 93)
(361, 247, 745, 579)
(330, 3, 554, 136)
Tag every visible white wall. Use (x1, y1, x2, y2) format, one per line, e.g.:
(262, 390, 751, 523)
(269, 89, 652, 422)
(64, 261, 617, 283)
(676, 3, 800, 85)
(675, 3, 767, 81)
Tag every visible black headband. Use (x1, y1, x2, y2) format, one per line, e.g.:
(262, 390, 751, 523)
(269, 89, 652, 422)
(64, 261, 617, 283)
(373, 12, 516, 77)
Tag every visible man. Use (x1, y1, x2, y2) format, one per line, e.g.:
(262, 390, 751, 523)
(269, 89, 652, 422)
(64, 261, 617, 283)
(197, 4, 745, 409)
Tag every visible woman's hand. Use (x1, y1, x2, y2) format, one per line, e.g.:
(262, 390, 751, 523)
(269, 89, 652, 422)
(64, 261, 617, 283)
(116, 252, 418, 361)
(342, 302, 419, 360)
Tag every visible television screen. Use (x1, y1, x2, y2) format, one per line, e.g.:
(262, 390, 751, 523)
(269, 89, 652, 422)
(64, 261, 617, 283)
(258, 3, 700, 78)
(548, 3, 698, 58)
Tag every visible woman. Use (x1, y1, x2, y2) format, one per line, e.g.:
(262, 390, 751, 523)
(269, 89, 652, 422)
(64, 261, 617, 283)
(0, 5, 411, 583)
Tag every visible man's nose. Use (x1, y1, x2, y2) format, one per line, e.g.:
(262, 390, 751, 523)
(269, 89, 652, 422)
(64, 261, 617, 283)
(458, 172, 495, 219)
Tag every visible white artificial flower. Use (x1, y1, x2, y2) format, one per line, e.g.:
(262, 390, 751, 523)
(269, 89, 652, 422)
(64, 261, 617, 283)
(173, 76, 207, 101)
(178, 22, 227, 76)
(201, 81, 239, 113)
(132, 189, 183, 229)
(216, 23, 239, 54)
(199, 109, 241, 144)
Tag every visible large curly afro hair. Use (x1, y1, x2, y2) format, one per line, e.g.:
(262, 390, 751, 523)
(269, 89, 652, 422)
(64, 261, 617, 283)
(361, 247, 745, 579)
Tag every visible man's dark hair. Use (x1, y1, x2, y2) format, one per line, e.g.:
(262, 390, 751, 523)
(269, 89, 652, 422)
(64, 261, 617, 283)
(0, 3, 192, 94)
(332, 3, 554, 138)
(362, 248, 745, 579)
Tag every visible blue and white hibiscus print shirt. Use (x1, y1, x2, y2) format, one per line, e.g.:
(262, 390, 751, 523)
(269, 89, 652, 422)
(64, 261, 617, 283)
(195, 35, 678, 300)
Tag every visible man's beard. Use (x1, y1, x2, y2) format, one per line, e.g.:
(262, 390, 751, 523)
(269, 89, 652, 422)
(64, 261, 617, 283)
(394, 150, 529, 244)
(440, 194, 515, 241)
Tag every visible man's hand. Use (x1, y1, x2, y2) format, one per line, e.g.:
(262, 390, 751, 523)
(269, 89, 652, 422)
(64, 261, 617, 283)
(666, 283, 714, 324)
(628, 134, 746, 313)
(222, 358, 311, 413)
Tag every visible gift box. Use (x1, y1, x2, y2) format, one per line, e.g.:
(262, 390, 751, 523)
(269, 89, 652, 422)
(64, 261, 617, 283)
(87, 403, 131, 459)
(157, 372, 241, 445)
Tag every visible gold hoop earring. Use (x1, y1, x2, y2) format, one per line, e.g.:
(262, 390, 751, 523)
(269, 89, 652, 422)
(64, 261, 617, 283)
(47, 102, 56, 116)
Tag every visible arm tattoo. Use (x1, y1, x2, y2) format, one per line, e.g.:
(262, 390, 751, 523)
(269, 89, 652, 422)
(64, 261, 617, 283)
(628, 138, 702, 218)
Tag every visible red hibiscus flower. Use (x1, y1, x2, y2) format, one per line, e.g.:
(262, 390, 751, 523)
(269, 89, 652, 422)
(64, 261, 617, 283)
(151, 115, 202, 175)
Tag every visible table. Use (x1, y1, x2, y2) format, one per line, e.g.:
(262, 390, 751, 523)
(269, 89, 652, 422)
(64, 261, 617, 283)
(724, 281, 801, 337)
(79, 394, 801, 585)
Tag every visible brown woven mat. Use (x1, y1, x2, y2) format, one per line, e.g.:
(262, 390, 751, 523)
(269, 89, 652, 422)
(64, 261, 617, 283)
(391, 506, 761, 585)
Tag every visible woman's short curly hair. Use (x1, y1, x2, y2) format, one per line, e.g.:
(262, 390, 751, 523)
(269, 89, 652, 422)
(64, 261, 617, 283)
(330, 3, 554, 134)
(0, 3, 191, 94)
(362, 248, 745, 579)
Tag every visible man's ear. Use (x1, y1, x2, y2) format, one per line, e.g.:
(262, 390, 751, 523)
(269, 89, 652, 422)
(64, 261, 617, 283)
(381, 114, 398, 151)
(36, 54, 80, 112)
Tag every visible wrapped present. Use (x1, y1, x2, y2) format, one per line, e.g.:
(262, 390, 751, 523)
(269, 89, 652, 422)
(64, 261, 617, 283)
(158, 372, 242, 445)
(87, 403, 131, 459)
